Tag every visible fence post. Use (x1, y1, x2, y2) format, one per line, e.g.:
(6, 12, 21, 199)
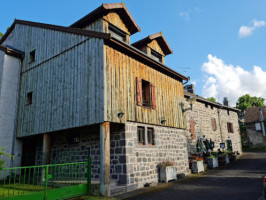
(44, 165, 49, 200)
(87, 157, 91, 194)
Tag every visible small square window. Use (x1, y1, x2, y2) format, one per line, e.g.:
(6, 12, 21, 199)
(137, 127, 145, 145)
(27, 92, 33, 105)
(30, 50, 35, 63)
(151, 49, 162, 63)
(147, 128, 155, 145)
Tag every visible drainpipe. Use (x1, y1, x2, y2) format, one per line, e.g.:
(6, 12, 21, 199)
(217, 108, 224, 143)
(182, 76, 190, 85)
(259, 109, 266, 136)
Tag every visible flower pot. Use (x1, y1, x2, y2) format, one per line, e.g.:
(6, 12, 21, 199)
(218, 155, 229, 167)
(159, 166, 177, 183)
(207, 157, 218, 169)
(191, 160, 204, 174)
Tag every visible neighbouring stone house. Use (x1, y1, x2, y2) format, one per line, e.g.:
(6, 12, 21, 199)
(244, 106, 266, 146)
(184, 85, 242, 155)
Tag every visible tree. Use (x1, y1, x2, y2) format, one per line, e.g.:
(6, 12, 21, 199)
(207, 97, 216, 103)
(236, 94, 265, 118)
(0, 32, 3, 39)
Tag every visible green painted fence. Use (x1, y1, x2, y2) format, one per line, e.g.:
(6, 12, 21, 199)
(0, 157, 91, 200)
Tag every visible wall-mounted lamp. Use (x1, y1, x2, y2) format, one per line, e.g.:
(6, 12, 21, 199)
(189, 96, 197, 110)
(161, 119, 167, 124)
(117, 112, 124, 118)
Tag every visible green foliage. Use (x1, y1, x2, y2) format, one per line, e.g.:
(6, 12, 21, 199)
(0, 32, 3, 39)
(236, 94, 265, 118)
(207, 155, 217, 158)
(0, 148, 13, 170)
(207, 97, 216, 103)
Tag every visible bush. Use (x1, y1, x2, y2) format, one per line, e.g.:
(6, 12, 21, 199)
(0, 148, 13, 170)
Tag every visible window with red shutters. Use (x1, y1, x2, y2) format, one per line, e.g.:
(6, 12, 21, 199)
(212, 118, 217, 131)
(190, 120, 196, 139)
(227, 122, 234, 133)
(136, 77, 156, 109)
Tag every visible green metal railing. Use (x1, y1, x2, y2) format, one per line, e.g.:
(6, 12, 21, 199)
(0, 157, 91, 200)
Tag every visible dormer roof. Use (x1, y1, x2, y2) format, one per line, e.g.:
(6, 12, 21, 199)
(70, 3, 141, 35)
(132, 32, 173, 55)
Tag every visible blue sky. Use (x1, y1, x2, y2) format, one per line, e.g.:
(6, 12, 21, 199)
(1, 0, 266, 105)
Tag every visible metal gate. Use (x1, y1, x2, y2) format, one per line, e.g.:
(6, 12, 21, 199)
(0, 158, 91, 200)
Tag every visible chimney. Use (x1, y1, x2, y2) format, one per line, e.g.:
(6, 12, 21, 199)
(223, 97, 230, 106)
(184, 84, 195, 94)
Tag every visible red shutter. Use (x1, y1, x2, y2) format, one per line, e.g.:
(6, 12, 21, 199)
(136, 77, 143, 106)
(190, 120, 195, 139)
(231, 123, 234, 133)
(212, 118, 217, 131)
(227, 123, 230, 132)
(151, 83, 156, 109)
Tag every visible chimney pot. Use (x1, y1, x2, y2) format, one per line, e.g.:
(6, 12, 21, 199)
(223, 97, 230, 106)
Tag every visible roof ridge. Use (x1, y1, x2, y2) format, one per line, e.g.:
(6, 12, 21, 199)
(0, 19, 111, 44)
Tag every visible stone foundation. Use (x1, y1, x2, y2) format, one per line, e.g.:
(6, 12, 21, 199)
(124, 122, 190, 188)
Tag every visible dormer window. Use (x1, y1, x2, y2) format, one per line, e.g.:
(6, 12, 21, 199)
(150, 49, 162, 63)
(109, 24, 126, 42)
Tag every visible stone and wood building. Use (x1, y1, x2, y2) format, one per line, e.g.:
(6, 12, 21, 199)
(0, 2, 242, 196)
(244, 106, 266, 146)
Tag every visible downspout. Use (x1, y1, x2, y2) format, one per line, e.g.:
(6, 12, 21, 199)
(259, 109, 266, 136)
(183, 76, 190, 85)
(217, 107, 224, 143)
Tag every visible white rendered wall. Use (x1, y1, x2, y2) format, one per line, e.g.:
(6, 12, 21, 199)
(0, 53, 22, 179)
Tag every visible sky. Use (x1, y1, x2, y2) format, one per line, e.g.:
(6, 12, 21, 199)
(1, 0, 266, 106)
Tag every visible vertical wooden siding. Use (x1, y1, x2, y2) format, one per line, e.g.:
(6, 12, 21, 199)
(16, 25, 104, 137)
(104, 45, 186, 129)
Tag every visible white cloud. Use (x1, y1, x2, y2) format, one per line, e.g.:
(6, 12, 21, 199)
(238, 19, 266, 38)
(179, 7, 201, 22)
(201, 54, 266, 106)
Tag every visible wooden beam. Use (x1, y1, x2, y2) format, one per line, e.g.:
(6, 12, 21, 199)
(100, 122, 110, 196)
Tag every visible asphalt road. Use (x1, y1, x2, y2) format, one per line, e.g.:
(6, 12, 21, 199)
(126, 152, 266, 200)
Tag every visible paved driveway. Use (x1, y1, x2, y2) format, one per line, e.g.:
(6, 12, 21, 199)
(125, 152, 266, 200)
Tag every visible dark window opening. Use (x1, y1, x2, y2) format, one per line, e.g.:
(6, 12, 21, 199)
(30, 50, 35, 63)
(27, 92, 33, 105)
(227, 110, 230, 115)
(151, 49, 162, 62)
(211, 105, 213, 109)
(137, 127, 145, 145)
(227, 122, 234, 133)
(205, 103, 208, 108)
(109, 24, 126, 42)
(147, 128, 155, 145)
(142, 80, 151, 107)
(68, 133, 80, 145)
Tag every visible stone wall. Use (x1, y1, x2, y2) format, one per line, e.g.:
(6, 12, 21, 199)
(246, 123, 265, 146)
(124, 122, 189, 189)
(184, 99, 242, 154)
(35, 124, 126, 182)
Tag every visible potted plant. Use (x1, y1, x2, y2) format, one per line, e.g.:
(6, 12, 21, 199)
(207, 154, 218, 169)
(158, 161, 177, 183)
(191, 157, 204, 174)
